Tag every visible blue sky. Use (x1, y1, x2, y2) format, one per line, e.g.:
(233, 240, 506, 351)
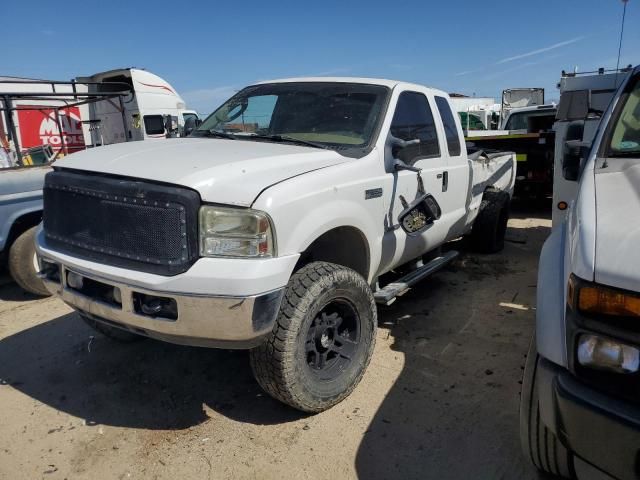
(4, 0, 639, 113)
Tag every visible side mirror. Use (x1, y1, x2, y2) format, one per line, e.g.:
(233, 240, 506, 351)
(398, 193, 442, 236)
(387, 133, 420, 158)
(183, 118, 202, 137)
(393, 159, 421, 173)
(562, 120, 587, 181)
(562, 139, 590, 181)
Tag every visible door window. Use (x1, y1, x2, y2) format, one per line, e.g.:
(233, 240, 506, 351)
(144, 115, 165, 135)
(390, 91, 440, 164)
(435, 96, 462, 156)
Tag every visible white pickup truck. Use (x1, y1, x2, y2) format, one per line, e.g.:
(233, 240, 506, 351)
(36, 78, 515, 412)
(520, 65, 640, 480)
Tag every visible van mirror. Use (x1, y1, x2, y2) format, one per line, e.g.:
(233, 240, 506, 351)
(557, 90, 590, 121)
(183, 117, 201, 137)
(562, 139, 590, 181)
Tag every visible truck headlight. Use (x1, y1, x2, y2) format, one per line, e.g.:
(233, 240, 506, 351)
(569, 275, 640, 317)
(199, 206, 275, 258)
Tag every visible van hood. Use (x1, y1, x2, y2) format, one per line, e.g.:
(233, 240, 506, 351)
(594, 159, 640, 292)
(55, 138, 347, 206)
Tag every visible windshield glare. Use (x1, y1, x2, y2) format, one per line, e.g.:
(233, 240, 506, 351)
(195, 82, 389, 149)
(608, 76, 640, 157)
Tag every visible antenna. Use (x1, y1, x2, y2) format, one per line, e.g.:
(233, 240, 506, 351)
(615, 0, 629, 87)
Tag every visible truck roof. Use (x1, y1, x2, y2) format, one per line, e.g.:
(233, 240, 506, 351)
(255, 77, 448, 96)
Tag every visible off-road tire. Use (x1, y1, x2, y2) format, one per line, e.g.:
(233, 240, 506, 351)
(250, 262, 377, 413)
(80, 313, 146, 343)
(520, 334, 574, 478)
(470, 190, 510, 253)
(8, 226, 50, 296)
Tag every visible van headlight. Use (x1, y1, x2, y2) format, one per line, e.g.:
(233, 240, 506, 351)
(199, 206, 275, 258)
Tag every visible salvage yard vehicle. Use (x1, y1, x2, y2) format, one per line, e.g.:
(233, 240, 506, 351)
(467, 104, 556, 200)
(35, 78, 516, 412)
(0, 165, 51, 296)
(520, 65, 640, 479)
(1, 70, 199, 296)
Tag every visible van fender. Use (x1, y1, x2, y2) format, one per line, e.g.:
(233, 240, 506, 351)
(535, 223, 568, 368)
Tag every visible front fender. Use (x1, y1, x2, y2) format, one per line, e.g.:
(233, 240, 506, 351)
(284, 198, 380, 284)
(536, 223, 568, 368)
(0, 190, 43, 251)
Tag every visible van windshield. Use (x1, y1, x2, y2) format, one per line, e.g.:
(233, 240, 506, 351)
(608, 76, 640, 157)
(193, 82, 389, 151)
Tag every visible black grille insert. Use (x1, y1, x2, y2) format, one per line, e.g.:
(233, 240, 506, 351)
(43, 170, 200, 276)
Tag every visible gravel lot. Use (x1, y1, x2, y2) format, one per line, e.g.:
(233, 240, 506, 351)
(0, 206, 552, 480)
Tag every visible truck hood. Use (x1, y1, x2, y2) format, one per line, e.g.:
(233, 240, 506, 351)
(594, 160, 640, 292)
(0, 166, 50, 195)
(55, 138, 347, 206)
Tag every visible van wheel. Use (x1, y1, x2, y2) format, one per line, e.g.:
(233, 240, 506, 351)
(520, 334, 574, 478)
(250, 262, 377, 413)
(470, 190, 510, 253)
(80, 313, 146, 343)
(8, 226, 50, 297)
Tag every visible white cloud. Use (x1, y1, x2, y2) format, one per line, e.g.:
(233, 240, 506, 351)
(496, 36, 585, 64)
(181, 86, 238, 113)
(454, 69, 478, 77)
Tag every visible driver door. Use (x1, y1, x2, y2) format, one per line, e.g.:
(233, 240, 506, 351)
(380, 90, 449, 270)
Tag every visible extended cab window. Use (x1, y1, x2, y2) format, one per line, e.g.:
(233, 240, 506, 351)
(144, 115, 165, 135)
(607, 76, 640, 157)
(390, 91, 440, 164)
(435, 96, 461, 156)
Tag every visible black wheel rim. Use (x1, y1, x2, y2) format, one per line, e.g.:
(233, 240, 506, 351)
(305, 298, 360, 381)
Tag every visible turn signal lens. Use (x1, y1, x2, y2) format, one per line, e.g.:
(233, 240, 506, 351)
(578, 284, 640, 317)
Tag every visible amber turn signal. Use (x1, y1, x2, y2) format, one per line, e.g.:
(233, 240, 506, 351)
(578, 284, 640, 317)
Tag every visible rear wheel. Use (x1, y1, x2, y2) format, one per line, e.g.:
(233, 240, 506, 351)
(8, 226, 50, 296)
(469, 190, 510, 253)
(250, 262, 377, 412)
(80, 313, 146, 343)
(520, 334, 574, 478)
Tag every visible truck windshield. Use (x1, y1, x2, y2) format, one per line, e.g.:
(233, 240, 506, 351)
(193, 82, 389, 151)
(607, 76, 640, 157)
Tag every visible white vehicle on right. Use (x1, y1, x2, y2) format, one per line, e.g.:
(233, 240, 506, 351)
(520, 65, 640, 479)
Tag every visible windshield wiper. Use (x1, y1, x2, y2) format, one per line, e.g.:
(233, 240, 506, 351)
(243, 134, 330, 150)
(198, 129, 237, 139)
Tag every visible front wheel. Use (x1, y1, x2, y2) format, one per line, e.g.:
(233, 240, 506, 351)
(8, 226, 50, 296)
(520, 334, 574, 478)
(250, 262, 377, 413)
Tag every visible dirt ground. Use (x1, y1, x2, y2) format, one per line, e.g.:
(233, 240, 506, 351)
(0, 205, 552, 480)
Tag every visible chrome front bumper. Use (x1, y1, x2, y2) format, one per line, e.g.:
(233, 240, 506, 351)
(39, 259, 284, 349)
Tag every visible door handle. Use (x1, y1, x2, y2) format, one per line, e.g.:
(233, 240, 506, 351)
(438, 171, 448, 192)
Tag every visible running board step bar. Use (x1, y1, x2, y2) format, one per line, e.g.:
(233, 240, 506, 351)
(374, 251, 459, 306)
